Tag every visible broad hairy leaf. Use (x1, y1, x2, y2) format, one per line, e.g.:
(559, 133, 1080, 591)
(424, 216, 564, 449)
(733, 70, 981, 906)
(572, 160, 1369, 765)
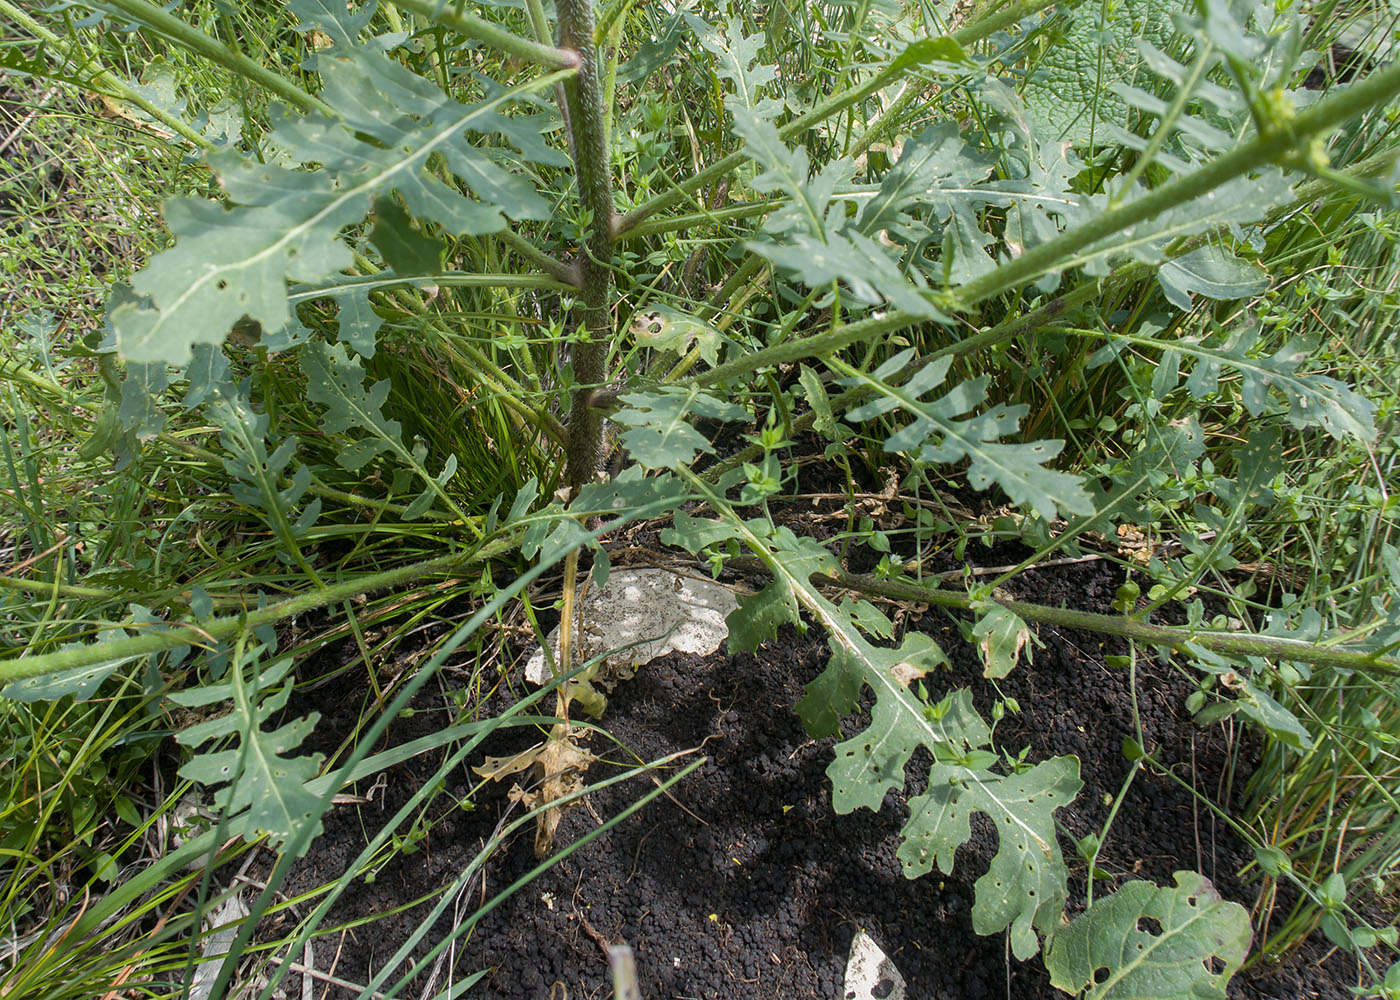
(839, 351, 1093, 521)
(663, 504, 1081, 960)
(1020, 0, 1181, 145)
(112, 45, 557, 365)
(1045, 871, 1252, 999)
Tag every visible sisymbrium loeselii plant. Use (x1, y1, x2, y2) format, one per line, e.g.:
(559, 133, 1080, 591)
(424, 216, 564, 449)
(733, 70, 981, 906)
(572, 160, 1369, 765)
(3, 0, 1400, 995)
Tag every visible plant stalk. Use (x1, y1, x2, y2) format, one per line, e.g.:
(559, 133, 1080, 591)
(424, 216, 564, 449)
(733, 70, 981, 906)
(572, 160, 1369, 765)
(96, 0, 334, 117)
(390, 0, 579, 70)
(0, 540, 517, 685)
(556, 0, 618, 492)
(826, 570, 1400, 676)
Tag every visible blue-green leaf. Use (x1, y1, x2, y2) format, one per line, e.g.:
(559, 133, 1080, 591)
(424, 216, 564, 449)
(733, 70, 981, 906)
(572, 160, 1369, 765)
(841, 352, 1093, 521)
(1157, 245, 1270, 309)
(368, 194, 447, 278)
(1045, 871, 1252, 999)
(682, 13, 782, 118)
(613, 387, 748, 470)
(174, 653, 325, 851)
(302, 340, 464, 518)
(664, 497, 1080, 961)
(113, 48, 556, 366)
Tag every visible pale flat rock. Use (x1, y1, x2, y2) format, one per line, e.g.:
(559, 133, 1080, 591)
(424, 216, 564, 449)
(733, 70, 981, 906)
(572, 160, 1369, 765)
(843, 930, 907, 1000)
(525, 568, 737, 688)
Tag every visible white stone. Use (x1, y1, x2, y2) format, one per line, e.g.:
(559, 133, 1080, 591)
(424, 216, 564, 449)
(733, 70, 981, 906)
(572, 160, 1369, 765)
(843, 930, 907, 1000)
(525, 568, 738, 687)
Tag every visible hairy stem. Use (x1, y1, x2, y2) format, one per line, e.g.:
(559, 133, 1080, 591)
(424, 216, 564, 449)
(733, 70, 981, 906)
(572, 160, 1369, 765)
(0, 540, 521, 685)
(954, 57, 1400, 307)
(827, 570, 1400, 677)
(557, 0, 618, 493)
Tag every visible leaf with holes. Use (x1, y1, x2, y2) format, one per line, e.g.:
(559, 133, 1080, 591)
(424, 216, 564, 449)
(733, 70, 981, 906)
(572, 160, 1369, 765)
(970, 603, 1033, 679)
(631, 306, 725, 366)
(894, 695, 1083, 958)
(1045, 871, 1251, 999)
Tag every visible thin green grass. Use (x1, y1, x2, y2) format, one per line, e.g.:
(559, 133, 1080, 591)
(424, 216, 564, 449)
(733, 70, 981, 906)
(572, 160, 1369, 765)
(2, 0, 1400, 995)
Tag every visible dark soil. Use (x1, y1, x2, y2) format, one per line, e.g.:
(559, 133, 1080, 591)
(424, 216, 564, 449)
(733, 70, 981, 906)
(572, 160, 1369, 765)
(266, 545, 1371, 1000)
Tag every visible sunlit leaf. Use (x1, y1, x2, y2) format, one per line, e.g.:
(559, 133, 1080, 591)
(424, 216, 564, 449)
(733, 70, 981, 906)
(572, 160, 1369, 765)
(1045, 872, 1251, 999)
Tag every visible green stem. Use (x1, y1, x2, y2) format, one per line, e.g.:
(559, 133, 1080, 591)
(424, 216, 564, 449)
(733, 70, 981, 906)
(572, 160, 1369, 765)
(390, 0, 579, 70)
(826, 570, 1400, 676)
(98, 0, 334, 117)
(692, 309, 917, 388)
(615, 0, 1075, 234)
(0, 540, 516, 685)
(556, 0, 618, 492)
(494, 228, 581, 287)
(617, 200, 778, 241)
(953, 57, 1400, 308)
(288, 272, 577, 302)
(0, 574, 115, 601)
